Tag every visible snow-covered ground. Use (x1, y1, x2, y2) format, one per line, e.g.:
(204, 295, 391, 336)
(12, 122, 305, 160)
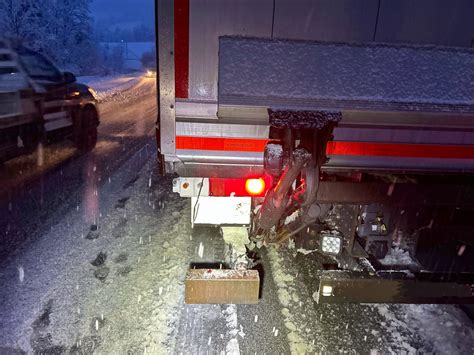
(269, 246, 474, 354)
(0, 77, 473, 354)
(78, 73, 144, 102)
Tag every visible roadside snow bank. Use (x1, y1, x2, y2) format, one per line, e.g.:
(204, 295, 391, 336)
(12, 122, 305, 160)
(77, 73, 142, 102)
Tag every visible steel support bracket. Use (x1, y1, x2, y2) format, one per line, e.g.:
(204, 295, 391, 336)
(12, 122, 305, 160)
(316, 270, 474, 304)
(157, 0, 176, 156)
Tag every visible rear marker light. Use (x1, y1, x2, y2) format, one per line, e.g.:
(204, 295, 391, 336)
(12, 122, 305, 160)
(321, 285, 333, 297)
(245, 178, 265, 196)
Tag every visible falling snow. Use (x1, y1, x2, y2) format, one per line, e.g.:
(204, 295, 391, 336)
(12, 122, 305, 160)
(0, 72, 472, 355)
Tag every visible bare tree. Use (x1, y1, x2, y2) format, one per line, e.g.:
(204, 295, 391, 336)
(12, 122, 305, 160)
(0, 0, 40, 40)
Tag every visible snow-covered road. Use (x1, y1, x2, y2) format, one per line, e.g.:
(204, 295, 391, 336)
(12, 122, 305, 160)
(0, 75, 472, 354)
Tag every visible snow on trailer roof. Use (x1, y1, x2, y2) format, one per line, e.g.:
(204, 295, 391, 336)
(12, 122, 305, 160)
(218, 36, 474, 115)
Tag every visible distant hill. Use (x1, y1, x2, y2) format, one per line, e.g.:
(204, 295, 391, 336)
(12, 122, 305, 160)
(99, 42, 155, 70)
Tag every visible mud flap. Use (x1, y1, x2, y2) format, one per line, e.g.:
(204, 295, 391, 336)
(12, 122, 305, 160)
(185, 269, 259, 304)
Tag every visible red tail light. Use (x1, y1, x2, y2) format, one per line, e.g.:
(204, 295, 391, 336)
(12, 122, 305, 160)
(209, 176, 271, 197)
(245, 178, 265, 196)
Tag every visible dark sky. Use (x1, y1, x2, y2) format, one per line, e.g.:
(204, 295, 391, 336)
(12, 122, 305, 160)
(91, 0, 155, 28)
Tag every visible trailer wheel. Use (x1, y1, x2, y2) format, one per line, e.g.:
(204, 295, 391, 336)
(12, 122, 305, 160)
(77, 106, 98, 152)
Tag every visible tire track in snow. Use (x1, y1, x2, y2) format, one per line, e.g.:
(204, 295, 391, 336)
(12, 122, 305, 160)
(267, 246, 316, 354)
(174, 227, 233, 354)
(223, 304, 241, 354)
(48, 161, 191, 353)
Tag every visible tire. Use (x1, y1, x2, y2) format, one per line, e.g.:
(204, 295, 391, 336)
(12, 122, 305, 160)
(22, 122, 43, 153)
(77, 106, 98, 152)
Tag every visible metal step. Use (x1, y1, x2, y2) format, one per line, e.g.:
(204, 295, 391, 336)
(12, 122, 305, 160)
(185, 268, 259, 304)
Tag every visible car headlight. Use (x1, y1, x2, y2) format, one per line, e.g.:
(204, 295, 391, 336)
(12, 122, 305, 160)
(320, 233, 343, 256)
(87, 87, 98, 100)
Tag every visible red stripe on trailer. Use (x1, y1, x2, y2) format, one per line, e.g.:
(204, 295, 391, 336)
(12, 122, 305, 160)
(176, 136, 268, 152)
(174, 0, 189, 98)
(176, 136, 474, 159)
(327, 141, 474, 159)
